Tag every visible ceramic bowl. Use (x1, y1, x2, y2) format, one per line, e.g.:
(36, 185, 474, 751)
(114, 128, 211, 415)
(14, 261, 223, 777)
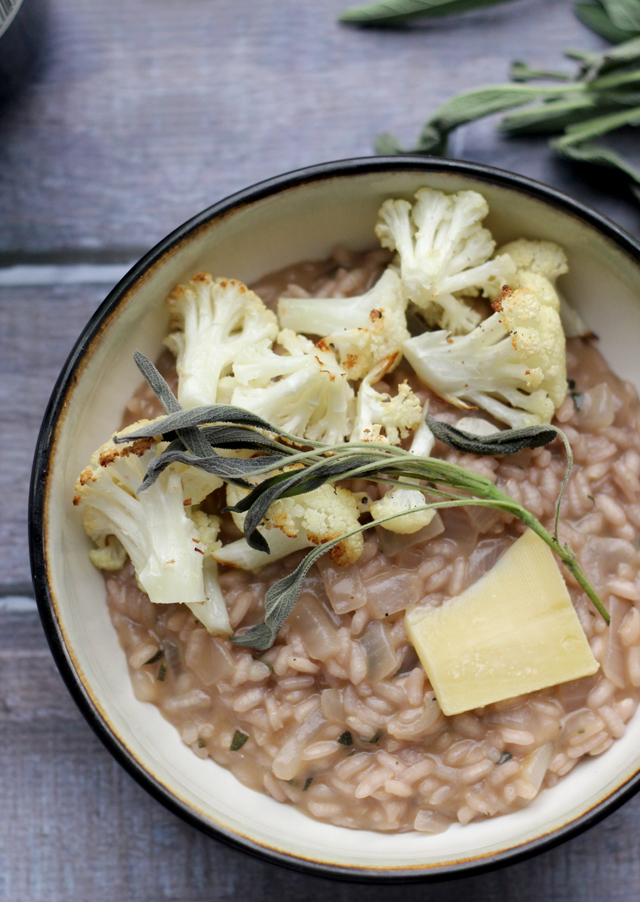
(30, 157, 640, 881)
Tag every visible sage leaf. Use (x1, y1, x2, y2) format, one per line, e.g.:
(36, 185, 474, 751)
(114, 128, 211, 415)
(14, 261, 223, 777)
(591, 66, 640, 90)
(230, 730, 249, 751)
(131, 421, 287, 454)
(232, 456, 382, 552)
(138, 448, 289, 494)
(231, 534, 345, 650)
(132, 352, 214, 460)
(428, 85, 565, 133)
(574, 1, 639, 42)
(416, 122, 448, 152)
(115, 402, 276, 441)
(553, 141, 640, 188)
(133, 350, 181, 415)
(583, 34, 640, 77)
(509, 61, 571, 82)
(374, 132, 407, 154)
(601, 0, 640, 32)
(555, 104, 640, 146)
(338, 0, 516, 25)
(499, 96, 611, 135)
(197, 425, 289, 453)
(425, 416, 561, 455)
(368, 0, 640, 206)
(375, 125, 446, 155)
(226, 454, 382, 515)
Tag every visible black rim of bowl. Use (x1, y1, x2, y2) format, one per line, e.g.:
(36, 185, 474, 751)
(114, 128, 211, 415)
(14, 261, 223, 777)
(29, 156, 640, 883)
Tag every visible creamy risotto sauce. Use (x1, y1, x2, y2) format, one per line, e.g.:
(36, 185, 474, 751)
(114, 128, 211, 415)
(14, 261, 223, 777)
(105, 250, 640, 833)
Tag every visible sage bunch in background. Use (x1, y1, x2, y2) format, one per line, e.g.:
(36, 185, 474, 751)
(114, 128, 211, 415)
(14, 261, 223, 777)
(340, 0, 640, 204)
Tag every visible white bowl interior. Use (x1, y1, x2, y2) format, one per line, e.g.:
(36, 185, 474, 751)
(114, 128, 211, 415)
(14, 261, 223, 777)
(44, 168, 640, 873)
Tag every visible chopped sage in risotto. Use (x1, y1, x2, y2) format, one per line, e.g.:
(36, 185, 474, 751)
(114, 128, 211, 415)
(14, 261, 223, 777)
(74, 188, 640, 832)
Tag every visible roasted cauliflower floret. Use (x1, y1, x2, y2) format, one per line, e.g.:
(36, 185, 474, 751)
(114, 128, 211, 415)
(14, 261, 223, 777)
(370, 488, 435, 535)
(497, 238, 588, 337)
(376, 188, 515, 334)
(497, 238, 568, 284)
(214, 483, 364, 572)
(369, 402, 436, 535)
(74, 421, 230, 635)
(350, 356, 422, 444)
(278, 268, 410, 380)
(164, 274, 278, 409)
(230, 330, 355, 444)
(402, 283, 567, 430)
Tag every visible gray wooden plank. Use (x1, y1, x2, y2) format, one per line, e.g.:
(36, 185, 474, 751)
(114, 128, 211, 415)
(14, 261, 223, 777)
(0, 0, 637, 262)
(3, 0, 640, 897)
(0, 282, 110, 588)
(2, 606, 640, 902)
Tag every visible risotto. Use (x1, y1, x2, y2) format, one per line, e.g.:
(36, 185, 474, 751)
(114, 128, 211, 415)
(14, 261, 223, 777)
(97, 243, 640, 835)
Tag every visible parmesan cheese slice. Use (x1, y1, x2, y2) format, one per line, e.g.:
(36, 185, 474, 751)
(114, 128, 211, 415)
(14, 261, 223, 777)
(404, 529, 599, 716)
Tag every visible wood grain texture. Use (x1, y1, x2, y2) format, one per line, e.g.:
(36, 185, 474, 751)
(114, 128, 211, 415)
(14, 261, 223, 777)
(3, 0, 640, 898)
(1, 606, 640, 902)
(0, 283, 109, 589)
(0, 0, 637, 263)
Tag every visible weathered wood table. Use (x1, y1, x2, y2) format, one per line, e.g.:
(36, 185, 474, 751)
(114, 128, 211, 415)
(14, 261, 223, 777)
(2, 1, 639, 898)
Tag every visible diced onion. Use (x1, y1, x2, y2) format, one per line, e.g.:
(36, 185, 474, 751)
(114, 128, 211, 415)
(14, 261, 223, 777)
(184, 630, 235, 686)
(520, 741, 554, 796)
(462, 538, 512, 592)
(288, 592, 343, 661)
(374, 512, 444, 557)
(361, 620, 398, 683)
(457, 416, 500, 437)
(317, 557, 367, 615)
(603, 597, 631, 689)
(321, 688, 345, 723)
(580, 536, 635, 597)
(578, 383, 615, 431)
(364, 571, 423, 618)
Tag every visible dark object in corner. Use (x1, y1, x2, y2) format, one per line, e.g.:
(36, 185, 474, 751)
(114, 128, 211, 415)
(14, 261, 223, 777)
(0, 0, 48, 104)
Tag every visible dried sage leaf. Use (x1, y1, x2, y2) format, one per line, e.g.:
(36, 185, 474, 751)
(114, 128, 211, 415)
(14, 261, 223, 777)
(425, 416, 560, 455)
(115, 401, 276, 441)
(139, 447, 289, 493)
(132, 352, 213, 460)
(230, 730, 249, 751)
(231, 538, 339, 649)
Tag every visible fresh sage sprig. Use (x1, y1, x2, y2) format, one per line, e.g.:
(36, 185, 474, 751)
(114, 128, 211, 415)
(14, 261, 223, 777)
(575, 1, 640, 42)
(340, 0, 640, 36)
(231, 492, 601, 650)
(121, 353, 609, 648)
(343, 0, 640, 204)
(338, 0, 517, 25)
